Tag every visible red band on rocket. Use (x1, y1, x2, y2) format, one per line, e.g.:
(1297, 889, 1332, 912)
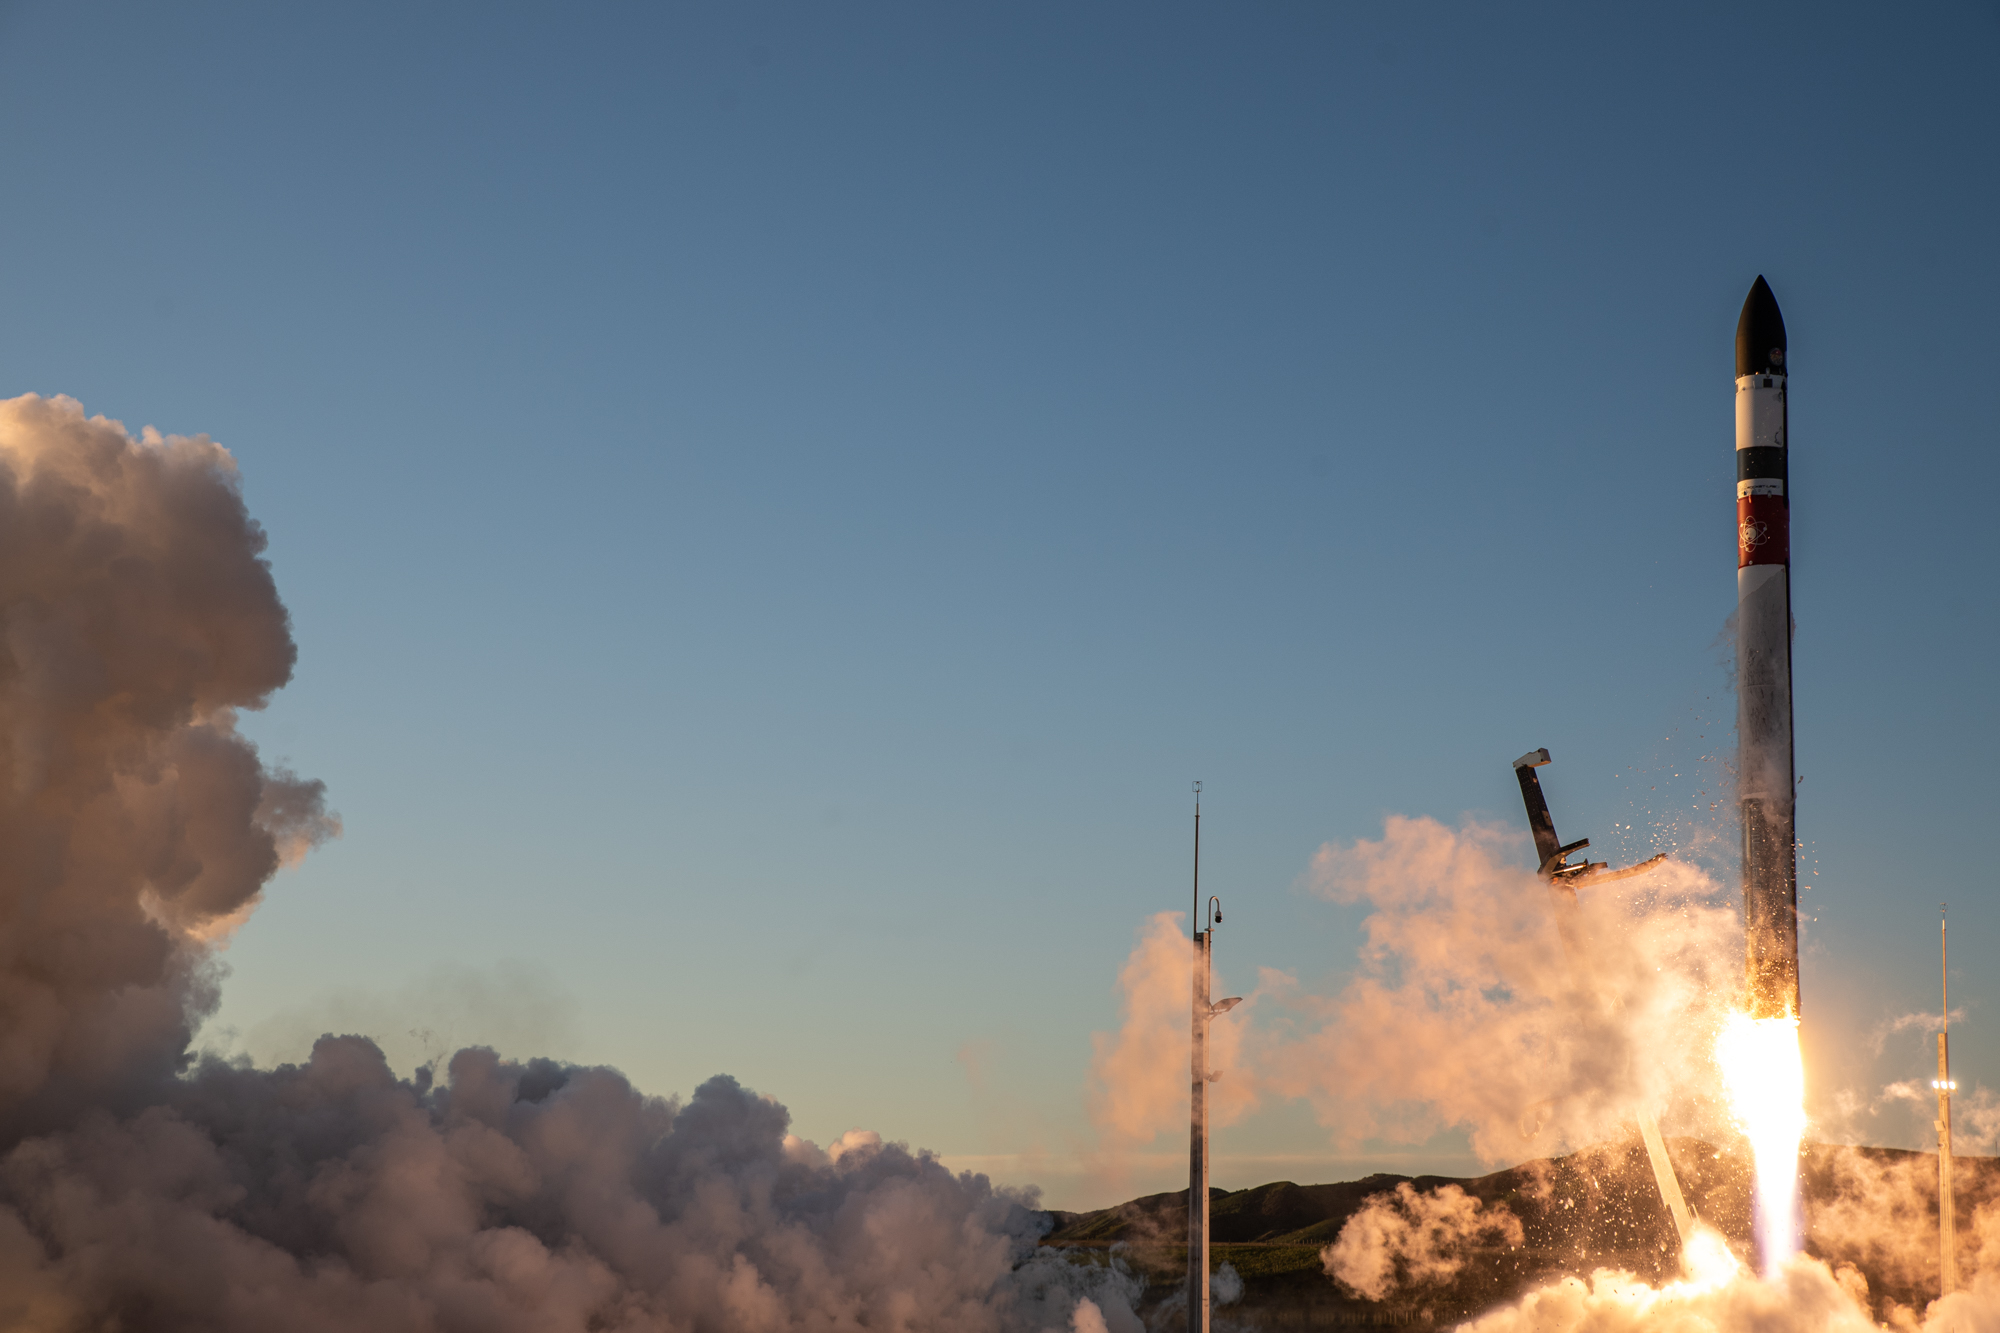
(1738, 495, 1788, 568)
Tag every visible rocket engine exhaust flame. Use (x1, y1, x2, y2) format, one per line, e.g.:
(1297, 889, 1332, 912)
(1716, 1011, 1806, 1278)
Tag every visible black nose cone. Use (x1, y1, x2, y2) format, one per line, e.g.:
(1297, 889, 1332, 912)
(1736, 275, 1788, 377)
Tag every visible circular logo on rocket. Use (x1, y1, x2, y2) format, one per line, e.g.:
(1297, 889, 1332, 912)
(1740, 518, 1768, 550)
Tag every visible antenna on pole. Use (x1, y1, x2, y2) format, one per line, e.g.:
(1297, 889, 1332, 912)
(1192, 781, 1201, 940)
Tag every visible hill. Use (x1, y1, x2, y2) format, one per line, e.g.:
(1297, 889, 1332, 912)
(1040, 1140, 1990, 1328)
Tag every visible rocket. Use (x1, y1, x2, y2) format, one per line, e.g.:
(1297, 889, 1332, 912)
(1735, 275, 1798, 1019)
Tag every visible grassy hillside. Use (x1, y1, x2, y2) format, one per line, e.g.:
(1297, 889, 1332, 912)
(1039, 1140, 1989, 1328)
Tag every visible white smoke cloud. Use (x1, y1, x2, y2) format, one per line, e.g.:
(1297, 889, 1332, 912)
(1270, 817, 1744, 1161)
(1324, 1182, 1525, 1301)
(0, 1044, 1141, 1330)
(1085, 912, 1253, 1187)
(1870, 1010, 1963, 1055)
(1087, 818, 1745, 1172)
(0, 395, 1131, 1332)
(1455, 1242, 2000, 1333)
(1454, 1144, 2000, 1331)
(0, 394, 337, 1138)
(1949, 1088, 2000, 1157)
(1458, 1247, 1873, 1333)
(1804, 1147, 1944, 1299)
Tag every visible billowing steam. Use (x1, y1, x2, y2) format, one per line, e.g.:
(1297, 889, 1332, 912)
(1324, 1183, 1525, 1301)
(1278, 817, 1744, 1159)
(0, 394, 337, 1139)
(1088, 814, 2000, 1328)
(1086, 912, 1252, 1184)
(1089, 817, 1745, 1166)
(0, 396, 1136, 1332)
(1, 1045, 1141, 1330)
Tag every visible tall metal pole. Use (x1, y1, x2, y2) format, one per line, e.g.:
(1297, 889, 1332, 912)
(1189, 929, 1210, 1333)
(1183, 786, 1242, 1332)
(1938, 911, 1957, 1296)
(1187, 782, 1208, 1333)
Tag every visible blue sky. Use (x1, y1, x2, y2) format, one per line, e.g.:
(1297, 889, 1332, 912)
(1, 1, 1994, 1210)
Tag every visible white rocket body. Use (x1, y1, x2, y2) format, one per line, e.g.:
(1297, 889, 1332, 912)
(1735, 277, 1797, 1018)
